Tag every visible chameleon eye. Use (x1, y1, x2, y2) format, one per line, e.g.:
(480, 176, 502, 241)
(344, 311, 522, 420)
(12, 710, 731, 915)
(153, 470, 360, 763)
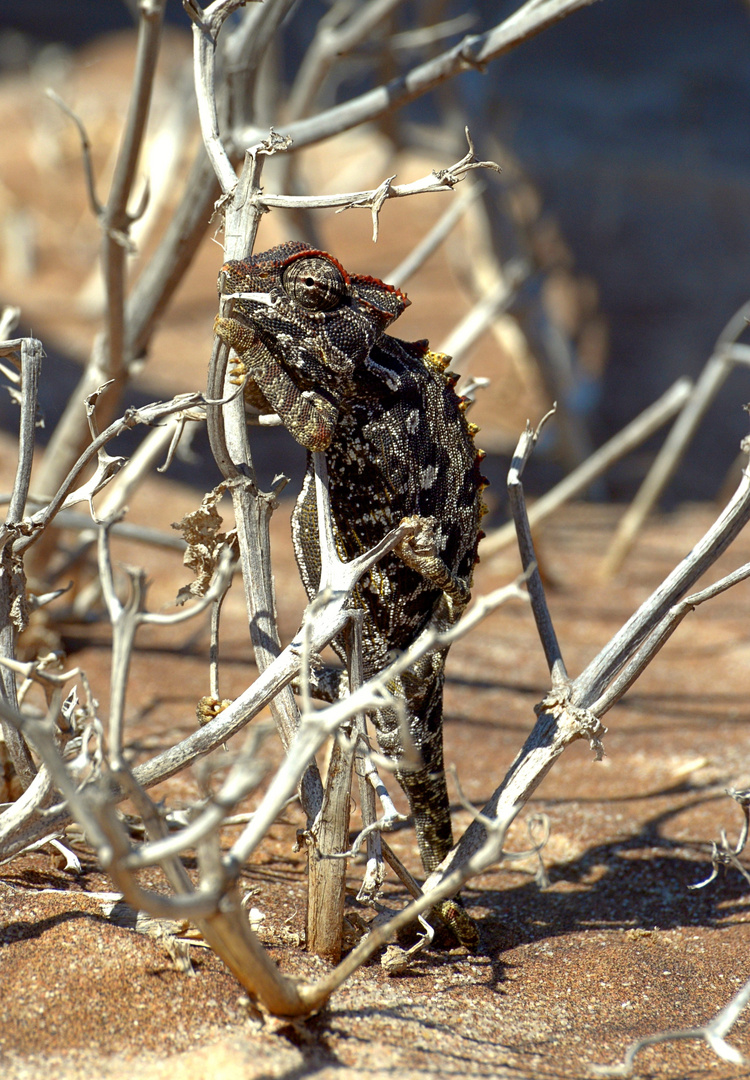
(282, 256, 346, 311)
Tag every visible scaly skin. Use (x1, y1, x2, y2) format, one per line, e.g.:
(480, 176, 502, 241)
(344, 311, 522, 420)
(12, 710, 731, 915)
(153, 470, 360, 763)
(215, 242, 487, 946)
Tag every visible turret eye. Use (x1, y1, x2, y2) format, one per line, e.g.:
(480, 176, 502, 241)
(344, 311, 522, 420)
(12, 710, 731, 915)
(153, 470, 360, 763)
(282, 256, 346, 311)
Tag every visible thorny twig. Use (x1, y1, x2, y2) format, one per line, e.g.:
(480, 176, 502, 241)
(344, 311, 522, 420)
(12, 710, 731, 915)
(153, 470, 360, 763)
(0, 546, 526, 859)
(13, 392, 209, 556)
(255, 130, 500, 242)
(96, 516, 236, 765)
(689, 788, 750, 891)
(0, 547, 522, 1013)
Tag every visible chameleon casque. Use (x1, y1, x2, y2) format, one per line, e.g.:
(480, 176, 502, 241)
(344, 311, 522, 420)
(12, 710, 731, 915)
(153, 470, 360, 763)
(214, 241, 487, 942)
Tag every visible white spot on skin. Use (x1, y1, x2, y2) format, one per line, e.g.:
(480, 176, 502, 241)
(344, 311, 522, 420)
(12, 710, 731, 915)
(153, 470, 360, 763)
(368, 567, 391, 599)
(365, 356, 402, 391)
(343, 446, 368, 469)
(405, 410, 421, 434)
(359, 508, 390, 527)
(227, 290, 274, 305)
(420, 465, 438, 488)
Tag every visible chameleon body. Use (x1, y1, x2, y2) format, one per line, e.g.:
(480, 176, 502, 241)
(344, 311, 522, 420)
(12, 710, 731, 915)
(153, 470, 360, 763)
(215, 242, 486, 939)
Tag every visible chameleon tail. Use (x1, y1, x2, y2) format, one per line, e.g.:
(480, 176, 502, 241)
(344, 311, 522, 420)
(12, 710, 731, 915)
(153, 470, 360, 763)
(373, 671, 452, 872)
(374, 681, 479, 948)
(395, 708, 454, 874)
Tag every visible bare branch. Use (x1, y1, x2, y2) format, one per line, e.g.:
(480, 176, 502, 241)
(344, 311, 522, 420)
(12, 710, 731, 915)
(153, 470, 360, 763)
(99, 0, 166, 371)
(601, 296, 750, 576)
(31, 1, 168, 515)
(439, 275, 521, 370)
(286, 0, 405, 122)
(689, 788, 750, 891)
(225, 577, 527, 870)
(15, 393, 207, 556)
(590, 562, 750, 717)
(0, 337, 43, 787)
(508, 409, 568, 686)
(0, 307, 20, 340)
(234, 0, 604, 153)
(482, 377, 694, 556)
(574, 448, 750, 709)
(255, 131, 500, 244)
(387, 181, 484, 289)
(187, 0, 247, 194)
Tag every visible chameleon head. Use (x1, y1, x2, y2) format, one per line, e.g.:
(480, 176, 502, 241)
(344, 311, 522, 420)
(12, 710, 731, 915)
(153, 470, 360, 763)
(217, 242, 410, 381)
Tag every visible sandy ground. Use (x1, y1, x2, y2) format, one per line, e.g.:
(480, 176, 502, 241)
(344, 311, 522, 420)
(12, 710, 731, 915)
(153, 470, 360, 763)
(3, 498, 750, 1080)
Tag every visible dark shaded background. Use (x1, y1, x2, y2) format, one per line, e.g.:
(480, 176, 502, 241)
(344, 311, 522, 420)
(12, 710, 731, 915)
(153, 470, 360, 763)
(1, 0, 749, 500)
(483, 0, 750, 500)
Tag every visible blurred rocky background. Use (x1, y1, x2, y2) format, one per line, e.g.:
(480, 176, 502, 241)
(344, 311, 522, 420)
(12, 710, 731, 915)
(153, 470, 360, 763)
(0, 0, 748, 501)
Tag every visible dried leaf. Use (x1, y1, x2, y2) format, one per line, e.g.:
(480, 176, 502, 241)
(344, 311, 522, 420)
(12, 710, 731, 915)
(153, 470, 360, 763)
(172, 483, 236, 602)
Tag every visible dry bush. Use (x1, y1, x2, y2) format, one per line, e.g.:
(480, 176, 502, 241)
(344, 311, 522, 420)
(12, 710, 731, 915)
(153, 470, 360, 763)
(2, 1, 750, 1070)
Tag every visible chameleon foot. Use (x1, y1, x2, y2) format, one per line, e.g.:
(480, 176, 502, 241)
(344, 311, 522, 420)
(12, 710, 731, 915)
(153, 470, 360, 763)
(434, 897, 479, 951)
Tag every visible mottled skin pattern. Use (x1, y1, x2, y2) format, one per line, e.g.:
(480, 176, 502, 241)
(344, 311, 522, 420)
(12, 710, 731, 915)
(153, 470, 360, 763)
(215, 242, 486, 945)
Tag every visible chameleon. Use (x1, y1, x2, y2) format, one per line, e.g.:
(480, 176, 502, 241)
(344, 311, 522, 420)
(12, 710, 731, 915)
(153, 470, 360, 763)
(214, 241, 487, 944)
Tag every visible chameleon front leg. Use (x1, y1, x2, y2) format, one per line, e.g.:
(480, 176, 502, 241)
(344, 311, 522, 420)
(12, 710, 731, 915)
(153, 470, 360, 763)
(214, 314, 339, 451)
(395, 516, 471, 611)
